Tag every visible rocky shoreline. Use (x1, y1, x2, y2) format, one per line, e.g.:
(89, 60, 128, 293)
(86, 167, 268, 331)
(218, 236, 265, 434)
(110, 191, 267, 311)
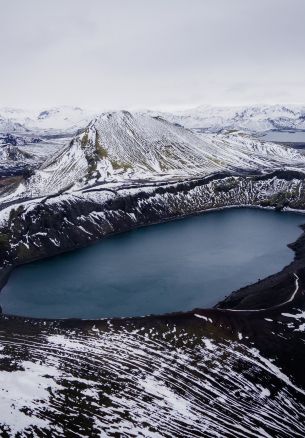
(216, 223, 305, 310)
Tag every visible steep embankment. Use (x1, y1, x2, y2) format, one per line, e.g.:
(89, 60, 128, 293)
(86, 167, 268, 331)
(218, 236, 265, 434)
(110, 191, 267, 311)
(1, 170, 305, 269)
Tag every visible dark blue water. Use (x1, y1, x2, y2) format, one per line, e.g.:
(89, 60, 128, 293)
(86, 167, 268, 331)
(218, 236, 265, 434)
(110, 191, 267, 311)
(0, 208, 304, 319)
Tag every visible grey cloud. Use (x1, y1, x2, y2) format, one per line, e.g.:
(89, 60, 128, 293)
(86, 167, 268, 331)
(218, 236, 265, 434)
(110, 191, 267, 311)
(0, 0, 304, 109)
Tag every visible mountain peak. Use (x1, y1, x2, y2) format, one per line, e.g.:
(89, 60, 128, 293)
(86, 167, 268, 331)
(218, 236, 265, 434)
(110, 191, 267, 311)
(2, 110, 302, 202)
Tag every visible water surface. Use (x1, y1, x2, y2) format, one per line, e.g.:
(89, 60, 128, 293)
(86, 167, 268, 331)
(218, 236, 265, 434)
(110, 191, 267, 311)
(0, 208, 304, 319)
(261, 131, 305, 143)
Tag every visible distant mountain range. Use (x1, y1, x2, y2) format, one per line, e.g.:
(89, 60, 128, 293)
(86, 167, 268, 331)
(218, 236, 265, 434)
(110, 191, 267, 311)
(1, 104, 305, 137)
(1, 104, 305, 138)
(0, 106, 95, 136)
(147, 104, 305, 133)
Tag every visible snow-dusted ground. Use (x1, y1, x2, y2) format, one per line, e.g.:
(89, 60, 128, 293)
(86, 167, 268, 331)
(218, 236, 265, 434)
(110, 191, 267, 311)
(0, 310, 304, 437)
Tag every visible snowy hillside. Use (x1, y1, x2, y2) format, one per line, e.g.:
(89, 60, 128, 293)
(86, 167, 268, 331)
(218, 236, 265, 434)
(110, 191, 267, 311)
(3, 111, 305, 200)
(146, 104, 305, 133)
(0, 135, 68, 178)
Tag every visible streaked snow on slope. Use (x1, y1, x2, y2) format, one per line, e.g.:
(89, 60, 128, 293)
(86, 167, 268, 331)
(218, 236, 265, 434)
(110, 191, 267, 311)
(0, 316, 304, 437)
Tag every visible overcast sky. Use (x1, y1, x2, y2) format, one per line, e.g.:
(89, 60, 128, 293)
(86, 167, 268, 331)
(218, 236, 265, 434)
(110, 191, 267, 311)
(1, 0, 304, 110)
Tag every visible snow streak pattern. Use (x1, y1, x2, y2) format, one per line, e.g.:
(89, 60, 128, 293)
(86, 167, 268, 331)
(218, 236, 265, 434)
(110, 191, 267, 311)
(0, 314, 304, 437)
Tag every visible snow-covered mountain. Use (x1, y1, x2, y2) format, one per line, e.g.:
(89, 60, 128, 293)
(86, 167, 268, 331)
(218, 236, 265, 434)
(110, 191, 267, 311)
(146, 104, 305, 133)
(4, 111, 304, 199)
(0, 106, 96, 136)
